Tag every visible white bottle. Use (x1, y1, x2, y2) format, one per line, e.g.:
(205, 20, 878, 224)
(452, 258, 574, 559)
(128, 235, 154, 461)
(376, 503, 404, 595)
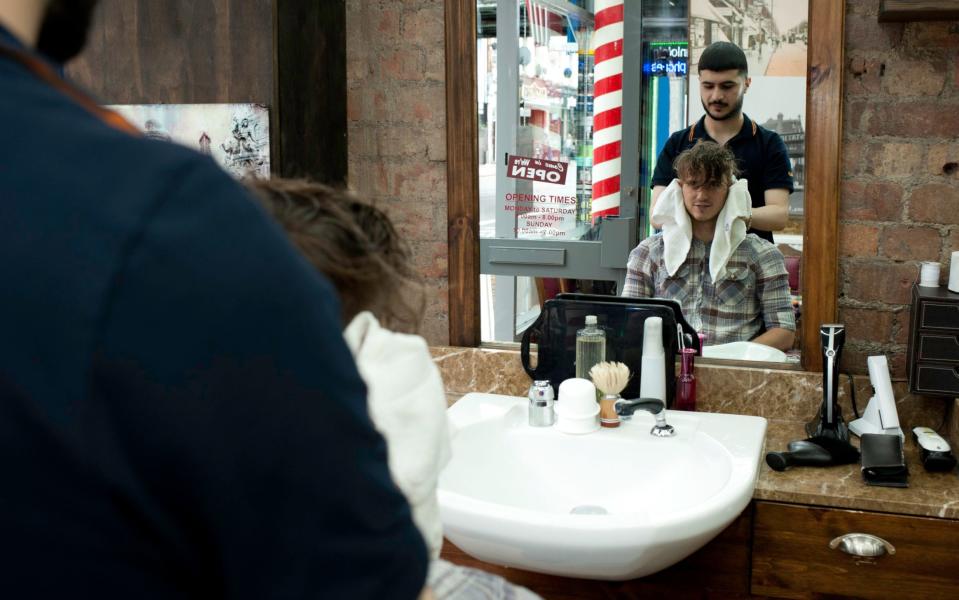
(639, 317, 666, 402)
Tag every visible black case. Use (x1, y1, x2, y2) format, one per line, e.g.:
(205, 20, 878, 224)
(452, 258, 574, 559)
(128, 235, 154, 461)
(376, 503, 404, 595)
(860, 433, 909, 488)
(519, 293, 699, 407)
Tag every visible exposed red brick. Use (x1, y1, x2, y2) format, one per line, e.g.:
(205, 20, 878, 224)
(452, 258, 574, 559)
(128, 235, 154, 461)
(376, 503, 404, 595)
(401, 7, 444, 46)
(846, 55, 883, 94)
(904, 21, 959, 49)
(380, 49, 426, 81)
(840, 307, 895, 343)
(347, 159, 391, 199)
(391, 160, 446, 198)
(840, 180, 904, 221)
(845, 12, 902, 51)
(842, 100, 871, 136)
(888, 351, 908, 379)
(908, 183, 959, 225)
(865, 142, 924, 178)
(411, 241, 449, 279)
(926, 143, 959, 177)
(880, 226, 942, 261)
(841, 140, 864, 175)
(426, 127, 447, 162)
(866, 102, 959, 138)
(375, 8, 401, 40)
(881, 58, 946, 97)
(839, 223, 880, 257)
(841, 346, 908, 379)
(894, 309, 913, 345)
(844, 261, 921, 304)
(374, 126, 429, 158)
(382, 85, 446, 124)
(950, 228, 959, 254)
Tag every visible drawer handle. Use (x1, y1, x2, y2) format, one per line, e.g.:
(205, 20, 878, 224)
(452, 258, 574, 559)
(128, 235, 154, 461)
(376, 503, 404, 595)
(829, 533, 896, 557)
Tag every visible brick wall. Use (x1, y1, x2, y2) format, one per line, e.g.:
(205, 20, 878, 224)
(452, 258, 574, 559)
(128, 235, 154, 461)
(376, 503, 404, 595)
(345, 0, 449, 345)
(841, 0, 959, 375)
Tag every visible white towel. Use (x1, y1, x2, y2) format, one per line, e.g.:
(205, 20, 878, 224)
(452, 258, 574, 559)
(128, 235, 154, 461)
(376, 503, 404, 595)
(651, 177, 751, 282)
(344, 311, 452, 559)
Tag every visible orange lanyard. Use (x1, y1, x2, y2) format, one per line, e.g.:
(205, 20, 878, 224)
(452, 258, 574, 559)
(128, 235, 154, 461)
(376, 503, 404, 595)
(0, 42, 140, 136)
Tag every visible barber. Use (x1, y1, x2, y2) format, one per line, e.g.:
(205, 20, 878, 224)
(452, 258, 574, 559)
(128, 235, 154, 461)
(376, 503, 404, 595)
(648, 41, 793, 243)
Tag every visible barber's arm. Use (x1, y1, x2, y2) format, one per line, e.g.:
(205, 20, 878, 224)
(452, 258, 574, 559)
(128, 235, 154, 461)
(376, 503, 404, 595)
(752, 326, 794, 351)
(748, 188, 790, 232)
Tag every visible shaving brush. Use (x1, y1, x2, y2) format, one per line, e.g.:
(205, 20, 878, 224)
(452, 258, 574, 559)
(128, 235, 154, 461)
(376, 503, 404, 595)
(589, 361, 631, 428)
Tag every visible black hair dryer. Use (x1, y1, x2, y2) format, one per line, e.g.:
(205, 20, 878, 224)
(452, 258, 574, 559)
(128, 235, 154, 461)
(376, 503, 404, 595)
(765, 323, 860, 471)
(805, 324, 850, 442)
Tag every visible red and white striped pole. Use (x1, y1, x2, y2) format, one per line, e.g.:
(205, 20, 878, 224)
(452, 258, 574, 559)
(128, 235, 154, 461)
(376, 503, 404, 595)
(590, 0, 624, 220)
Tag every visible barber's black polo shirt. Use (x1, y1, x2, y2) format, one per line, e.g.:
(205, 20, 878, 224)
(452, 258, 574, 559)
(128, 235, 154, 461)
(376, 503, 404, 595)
(650, 114, 794, 243)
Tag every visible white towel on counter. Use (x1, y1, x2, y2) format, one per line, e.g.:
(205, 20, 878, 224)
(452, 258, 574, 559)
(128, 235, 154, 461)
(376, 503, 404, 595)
(344, 311, 452, 559)
(651, 177, 752, 282)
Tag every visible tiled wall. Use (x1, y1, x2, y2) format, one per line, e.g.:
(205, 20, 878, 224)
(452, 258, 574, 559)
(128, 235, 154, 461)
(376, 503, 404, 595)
(345, 0, 449, 345)
(345, 1, 959, 371)
(840, 0, 959, 376)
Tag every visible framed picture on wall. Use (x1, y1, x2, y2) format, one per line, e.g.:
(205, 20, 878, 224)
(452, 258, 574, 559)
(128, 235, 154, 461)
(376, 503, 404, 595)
(108, 103, 271, 179)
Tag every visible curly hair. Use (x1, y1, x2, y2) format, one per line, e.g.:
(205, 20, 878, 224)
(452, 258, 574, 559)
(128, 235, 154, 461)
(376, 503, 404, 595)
(673, 140, 739, 189)
(246, 178, 425, 333)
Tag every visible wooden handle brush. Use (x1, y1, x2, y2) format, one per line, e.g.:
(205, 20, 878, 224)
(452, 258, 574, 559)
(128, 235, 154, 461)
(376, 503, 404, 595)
(589, 361, 631, 428)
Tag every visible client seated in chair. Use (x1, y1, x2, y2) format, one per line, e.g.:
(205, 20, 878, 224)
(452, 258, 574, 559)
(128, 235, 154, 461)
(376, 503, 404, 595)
(622, 142, 796, 351)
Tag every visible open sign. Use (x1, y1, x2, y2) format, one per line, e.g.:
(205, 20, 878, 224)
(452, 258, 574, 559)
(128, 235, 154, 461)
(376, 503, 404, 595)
(506, 154, 569, 185)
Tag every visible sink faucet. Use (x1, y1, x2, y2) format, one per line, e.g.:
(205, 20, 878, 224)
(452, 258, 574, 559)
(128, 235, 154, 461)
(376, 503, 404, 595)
(528, 381, 555, 427)
(614, 398, 676, 437)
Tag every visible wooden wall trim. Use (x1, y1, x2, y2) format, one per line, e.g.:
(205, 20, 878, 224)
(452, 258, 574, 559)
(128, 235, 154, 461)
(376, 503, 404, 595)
(275, 0, 348, 184)
(445, 0, 480, 347)
(801, 0, 845, 372)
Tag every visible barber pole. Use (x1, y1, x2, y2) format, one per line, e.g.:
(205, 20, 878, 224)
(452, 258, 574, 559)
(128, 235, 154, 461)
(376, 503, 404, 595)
(590, 0, 623, 220)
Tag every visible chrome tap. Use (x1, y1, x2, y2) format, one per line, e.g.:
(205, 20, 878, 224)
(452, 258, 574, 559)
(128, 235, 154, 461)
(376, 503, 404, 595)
(528, 380, 555, 427)
(614, 398, 675, 437)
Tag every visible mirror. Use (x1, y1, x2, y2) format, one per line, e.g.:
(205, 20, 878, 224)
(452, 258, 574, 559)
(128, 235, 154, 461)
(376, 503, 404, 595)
(446, 0, 842, 372)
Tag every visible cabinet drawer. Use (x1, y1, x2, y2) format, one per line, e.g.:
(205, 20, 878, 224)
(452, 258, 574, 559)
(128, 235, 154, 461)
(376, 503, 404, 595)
(918, 333, 959, 363)
(752, 502, 959, 599)
(920, 301, 959, 330)
(915, 364, 959, 395)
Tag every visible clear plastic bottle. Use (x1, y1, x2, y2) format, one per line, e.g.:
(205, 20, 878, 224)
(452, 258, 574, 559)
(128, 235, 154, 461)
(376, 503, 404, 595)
(575, 315, 606, 380)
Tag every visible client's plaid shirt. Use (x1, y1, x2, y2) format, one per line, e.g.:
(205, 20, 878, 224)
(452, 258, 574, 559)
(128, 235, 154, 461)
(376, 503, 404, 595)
(622, 234, 795, 345)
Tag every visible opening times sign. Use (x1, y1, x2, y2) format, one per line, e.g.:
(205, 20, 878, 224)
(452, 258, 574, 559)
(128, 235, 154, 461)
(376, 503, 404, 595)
(504, 154, 576, 239)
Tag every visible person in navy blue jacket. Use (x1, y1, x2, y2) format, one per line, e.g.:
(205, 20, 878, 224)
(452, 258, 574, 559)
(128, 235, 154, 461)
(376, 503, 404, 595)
(0, 2, 428, 598)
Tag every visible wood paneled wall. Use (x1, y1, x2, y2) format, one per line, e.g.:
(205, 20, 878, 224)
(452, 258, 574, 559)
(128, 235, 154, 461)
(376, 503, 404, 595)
(66, 0, 348, 185)
(67, 0, 274, 104)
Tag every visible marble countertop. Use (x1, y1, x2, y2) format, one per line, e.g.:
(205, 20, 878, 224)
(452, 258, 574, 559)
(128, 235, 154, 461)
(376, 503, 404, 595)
(758, 420, 959, 520)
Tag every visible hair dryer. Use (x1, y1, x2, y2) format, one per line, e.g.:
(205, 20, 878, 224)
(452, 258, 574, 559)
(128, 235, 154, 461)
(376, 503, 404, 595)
(767, 324, 859, 471)
(805, 324, 850, 441)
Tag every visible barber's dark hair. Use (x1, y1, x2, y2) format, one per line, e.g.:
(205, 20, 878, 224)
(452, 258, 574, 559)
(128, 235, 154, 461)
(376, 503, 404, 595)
(698, 41, 748, 76)
(673, 141, 738, 188)
(247, 178, 425, 333)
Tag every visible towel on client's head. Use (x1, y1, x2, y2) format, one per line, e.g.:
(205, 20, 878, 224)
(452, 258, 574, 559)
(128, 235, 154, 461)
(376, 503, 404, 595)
(652, 177, 752, 282)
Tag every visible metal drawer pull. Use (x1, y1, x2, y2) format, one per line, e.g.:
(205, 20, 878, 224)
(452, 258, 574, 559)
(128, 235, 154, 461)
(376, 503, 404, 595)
(829, 533, 896, 557)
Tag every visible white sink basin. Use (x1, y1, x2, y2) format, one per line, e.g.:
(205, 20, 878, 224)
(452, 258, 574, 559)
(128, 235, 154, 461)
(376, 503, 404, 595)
(702, 341, 788, 362)
(438, 393, 767, 581)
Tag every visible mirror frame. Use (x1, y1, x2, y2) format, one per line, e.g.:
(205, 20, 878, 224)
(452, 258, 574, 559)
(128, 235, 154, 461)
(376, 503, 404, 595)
(445, 0, 844, 372)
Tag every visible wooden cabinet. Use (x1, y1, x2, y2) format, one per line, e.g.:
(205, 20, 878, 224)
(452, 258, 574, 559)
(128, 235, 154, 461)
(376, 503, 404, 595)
(752, 502, 959, 600)
(906, 285, 959, 396)
(443, 501, 959, 599)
